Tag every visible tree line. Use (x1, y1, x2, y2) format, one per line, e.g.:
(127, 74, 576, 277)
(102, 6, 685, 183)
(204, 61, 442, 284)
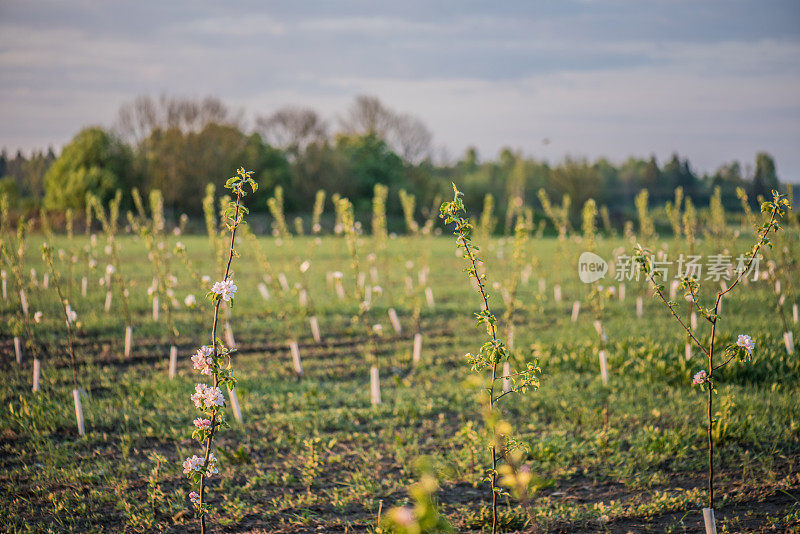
(0, 94, 783, 231)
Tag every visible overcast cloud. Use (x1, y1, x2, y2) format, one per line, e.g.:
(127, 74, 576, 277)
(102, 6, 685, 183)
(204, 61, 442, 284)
(1, 0, 799, 178)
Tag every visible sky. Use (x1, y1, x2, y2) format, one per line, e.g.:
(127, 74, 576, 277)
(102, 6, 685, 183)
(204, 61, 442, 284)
(1, 0, 799, 179)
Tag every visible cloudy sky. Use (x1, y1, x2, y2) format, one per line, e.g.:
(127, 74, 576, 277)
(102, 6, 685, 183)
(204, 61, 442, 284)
(2, 0, 799, 179)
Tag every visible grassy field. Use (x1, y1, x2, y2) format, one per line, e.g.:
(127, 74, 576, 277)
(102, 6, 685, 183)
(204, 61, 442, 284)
(2, 230, 799, 533)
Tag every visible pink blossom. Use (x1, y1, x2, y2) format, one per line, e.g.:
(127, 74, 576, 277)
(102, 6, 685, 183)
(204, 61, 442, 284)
(182, 455, 204, 475)
(191, 346, 214, 375)
(204, 386, 224, 407)
(211, 279, 237, 301)
(205, 453, 219, 477)
(189, 491, 201, 506)
(692, 370, 707, 385)
(392, 507, 415, 526)
(190, 384, 224, 410)
(736, 334, 755, 354)
(193, 418, 212, 431)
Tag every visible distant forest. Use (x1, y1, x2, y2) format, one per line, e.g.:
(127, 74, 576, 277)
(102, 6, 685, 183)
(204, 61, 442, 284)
(0, 94, 784, 231)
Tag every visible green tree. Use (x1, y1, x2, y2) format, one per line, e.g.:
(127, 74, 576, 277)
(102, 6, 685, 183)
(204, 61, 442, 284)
(140, 124, 290, 214)
(642, 155, 663, 200)
(0, 176, 19, 207)
(752, 152, 780, 200)
(44, 127, 135, 210)
(550, 157, 601, 216)
(334, 133, 406, 211)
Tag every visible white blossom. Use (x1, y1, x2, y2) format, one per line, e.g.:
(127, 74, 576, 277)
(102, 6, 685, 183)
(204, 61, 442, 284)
(182, 455, 205, 475)
(211, 279, 237, 302)
(190, 383, 225, 410)
(736, 334, 755, 354)
(191, 346, 213, 375)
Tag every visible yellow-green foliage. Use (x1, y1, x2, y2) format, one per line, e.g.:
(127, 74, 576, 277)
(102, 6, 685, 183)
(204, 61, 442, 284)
(537, 188, 570, 239)
(399, 189, 419, 234)
(600, 205, 613, 237)
(664, 187, 684, 237)
(267, 186, 290, 237)
(581, 198, 598, 250)
(736, 187, 757, 231)
(683, 196, 697, 250)
(478, 193, 496, 240)
(634, 189, 654, 243)
(202, 184, 220, 256)
(312, 190, 326, 234)
(708, 186, 727, 239)
(148, 190, 165, 236)
(372, 183, 388, 246)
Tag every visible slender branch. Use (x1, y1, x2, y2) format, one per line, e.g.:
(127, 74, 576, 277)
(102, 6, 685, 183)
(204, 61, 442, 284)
(197, 192, 242, 534)
(711, 352, 736, 373)
(644, 269, 710, 357)
(2, 246, 40, 363)
(43, 248, 79, 391)
(494, 378, 537, 404)
(718, 206, 779, 301)
(456, 223, 499, 534)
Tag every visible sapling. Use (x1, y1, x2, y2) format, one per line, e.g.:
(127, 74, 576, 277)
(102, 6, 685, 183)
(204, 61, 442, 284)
(267, 187, 322, 371)
(399, 189, 420, 234)
(707, 186, 727, 250)
(634, 189, 655, 319)
(202, 184, 224, 270)
(736, 187, 758, 234)
(383, 458, 454, 533)
(762, 230, 798, 352)
(478, 193, 497, 242)
(41, 242, 84, 435)
(538, 189, 571, 303)
(65, 208, 76, 301)
(400, 189, 438, 343)
(683, 196, 699, 358)
(504, 192, 524, 237)
(537, 188, 570, 240)
(372, 183, 389, 245)
(2, 223, 41, 373)
(583, 204, 614, 395)
(266, 185, 291, 238)
(183, 167, 257, 534)
(300, 200, 328, 341)
(665, 187, 684, 239)
(339, 197, 382, 405)
(501, 217, 530, 392)
(634, 189, 655, 243)
(440, 184, 540, 534)
(372, 184, 403, 334)
(764, 263, 794, 354)
(132, 190, 180, 371)
(297, 259, 322, 344)
(89, 192, 133, 357)
(239, 223, 296, 362)
(633, 191, 788, 531)
(311, 189, 326, 235)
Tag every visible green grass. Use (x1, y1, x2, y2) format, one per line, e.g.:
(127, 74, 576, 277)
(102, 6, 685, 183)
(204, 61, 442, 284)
(1, 232, 799, 532)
